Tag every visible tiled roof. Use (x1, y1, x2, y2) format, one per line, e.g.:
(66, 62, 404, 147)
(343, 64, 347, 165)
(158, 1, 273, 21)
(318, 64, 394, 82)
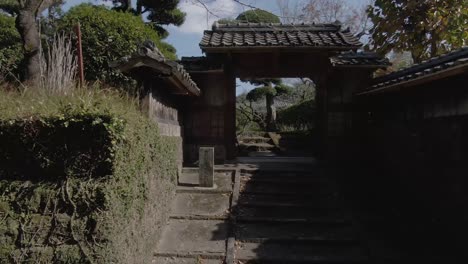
(111, 41, 200, 96)
(361, 47, 468, 95)
(200, 22, 362, 50)
(330, 51, 390, 68)
(179, 56, 224, 72)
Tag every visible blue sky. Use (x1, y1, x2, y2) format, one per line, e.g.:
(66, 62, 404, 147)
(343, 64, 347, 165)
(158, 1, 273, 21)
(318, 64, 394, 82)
(63, 0, 368, 94)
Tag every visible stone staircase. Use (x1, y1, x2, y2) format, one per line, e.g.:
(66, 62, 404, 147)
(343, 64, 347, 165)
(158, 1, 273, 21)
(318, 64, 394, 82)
(233, 166, 369, 263)
(153, 159, 370, 264)
(237, 134, 278, 157)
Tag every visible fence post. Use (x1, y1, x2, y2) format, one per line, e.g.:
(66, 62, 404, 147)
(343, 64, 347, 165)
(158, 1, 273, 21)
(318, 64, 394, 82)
(74, 23, 84, 87)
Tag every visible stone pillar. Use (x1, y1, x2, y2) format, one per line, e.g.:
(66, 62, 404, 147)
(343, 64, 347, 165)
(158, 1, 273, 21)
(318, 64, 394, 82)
(199, 147, 214, 187)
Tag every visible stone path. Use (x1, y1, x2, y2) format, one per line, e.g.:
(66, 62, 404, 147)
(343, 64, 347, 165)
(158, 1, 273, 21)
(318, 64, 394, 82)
(153, 157, 369, 263)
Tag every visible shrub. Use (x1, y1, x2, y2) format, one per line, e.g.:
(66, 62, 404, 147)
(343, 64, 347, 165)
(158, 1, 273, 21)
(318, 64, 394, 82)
(277, 99, 316, 131)
(0, 14, 23, 82)
(57, 4, 177, 87)
(236, 9, 281, 23)
(0, 88, 179, 263)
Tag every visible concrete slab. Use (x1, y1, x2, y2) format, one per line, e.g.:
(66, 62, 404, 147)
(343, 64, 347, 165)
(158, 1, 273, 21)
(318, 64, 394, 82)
(171, 193, 231, 217)
(152, 256, 223, 264)
(178, 172, 232, 193)
(156, 219, 228, 255)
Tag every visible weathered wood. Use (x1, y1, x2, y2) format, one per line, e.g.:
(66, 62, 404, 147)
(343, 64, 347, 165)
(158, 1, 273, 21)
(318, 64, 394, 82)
(199, 147, 214, 187)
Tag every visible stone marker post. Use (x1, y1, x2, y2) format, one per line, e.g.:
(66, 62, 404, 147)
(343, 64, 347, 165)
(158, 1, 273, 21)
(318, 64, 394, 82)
(199, 147, 214, 187)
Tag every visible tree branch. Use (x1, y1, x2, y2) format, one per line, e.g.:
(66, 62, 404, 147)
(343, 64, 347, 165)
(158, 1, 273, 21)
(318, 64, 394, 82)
(232, 0, 257, 9)
(192, 0, 220, 18)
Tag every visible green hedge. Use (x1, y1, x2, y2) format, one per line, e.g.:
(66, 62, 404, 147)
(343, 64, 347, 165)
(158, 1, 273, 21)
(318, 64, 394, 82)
(0, 89, 179, 263)
(277, 99, 316, 131)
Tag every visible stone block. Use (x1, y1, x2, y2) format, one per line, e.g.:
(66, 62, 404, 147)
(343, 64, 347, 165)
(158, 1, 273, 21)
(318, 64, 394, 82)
(156, 219, 228, 255)
(199, 147, 214, 187)
(171, 193, 230, 217)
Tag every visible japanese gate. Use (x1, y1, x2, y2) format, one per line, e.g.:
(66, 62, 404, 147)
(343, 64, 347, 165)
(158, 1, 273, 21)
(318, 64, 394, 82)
(179, 22, 388, 163)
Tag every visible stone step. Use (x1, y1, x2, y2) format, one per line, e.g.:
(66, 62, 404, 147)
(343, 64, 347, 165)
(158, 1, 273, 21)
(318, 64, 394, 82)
(241, 170, 325, 179)
(177, 172, 233, 194)
(239, 142, 276, 152)
(236, 205, 345, 220)
(235, 242, 368, 263)
(240, 176, 332, 184)
(239, 136, 271, 144)
(153, 256, 223, 264)
(236, 222, 356, 243)
(155, 219, 228, 257)
(247, 151, 277, 157)
(237, 216, 350, 225)
(170, 193, 230, 218)
(238, 194, 341, 208)
(240, 180, 336, 195)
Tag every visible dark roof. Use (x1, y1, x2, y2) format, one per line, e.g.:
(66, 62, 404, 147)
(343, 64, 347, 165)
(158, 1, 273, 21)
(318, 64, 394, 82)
(330, 52, 390, 68)
(111, 41, 200, 96)
(200, 22, 362, 51)
(179, 56, 224, 73)
(360, 47, 468, 95)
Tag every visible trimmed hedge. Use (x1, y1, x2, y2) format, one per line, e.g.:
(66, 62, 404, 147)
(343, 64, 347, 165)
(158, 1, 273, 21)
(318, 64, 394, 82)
(0, 89, 179, 263)
(277, 99, 316, 131)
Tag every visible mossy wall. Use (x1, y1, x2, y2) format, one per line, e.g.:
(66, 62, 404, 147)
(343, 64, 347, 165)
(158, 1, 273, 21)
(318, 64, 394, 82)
(0, 90, 179, 263)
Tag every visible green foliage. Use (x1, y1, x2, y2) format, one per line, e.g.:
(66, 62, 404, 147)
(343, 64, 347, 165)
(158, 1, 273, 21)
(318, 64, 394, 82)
(0, 0, 19, 16)
(236, 8, 281, 23)
(142, 0, 186, 37)
(0, 88, 179, 263)
(107, 0, 185, 37)
(246, 82, 292, 102)
(368, 0, 468, 63)
(274, 83, 292, 96)
(0, 14, 23, 81)
(57, 4, 177, 87)
(246, 86, 277, 101)
(277, 99, 316, 131)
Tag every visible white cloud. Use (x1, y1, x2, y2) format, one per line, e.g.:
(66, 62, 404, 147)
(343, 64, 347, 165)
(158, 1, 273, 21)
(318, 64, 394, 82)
(173, 0, 243, 34)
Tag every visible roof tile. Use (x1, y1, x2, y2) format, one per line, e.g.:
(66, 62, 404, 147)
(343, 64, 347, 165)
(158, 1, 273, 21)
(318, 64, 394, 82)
(200, 22, 362, 50)
(364, 47, 468, 93)
(330, 51, 390, 68)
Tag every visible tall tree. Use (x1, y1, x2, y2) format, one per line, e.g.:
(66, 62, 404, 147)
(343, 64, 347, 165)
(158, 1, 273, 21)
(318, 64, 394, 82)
(233, 9, 284, 130)
(107, 0, 185, 37)
(246, 79, 291, 131)
(0, 0, 63, 83)
(368, 0, 468, 63)
(58, 4, 177, 87)
(235, 8, 281, 23)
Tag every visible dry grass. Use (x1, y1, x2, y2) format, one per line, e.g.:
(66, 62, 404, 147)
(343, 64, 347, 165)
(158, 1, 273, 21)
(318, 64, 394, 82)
(40, 33, 77, 93)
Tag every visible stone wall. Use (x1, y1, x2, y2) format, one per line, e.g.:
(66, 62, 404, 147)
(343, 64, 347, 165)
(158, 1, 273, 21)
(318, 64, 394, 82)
(0, 92, 181, 263)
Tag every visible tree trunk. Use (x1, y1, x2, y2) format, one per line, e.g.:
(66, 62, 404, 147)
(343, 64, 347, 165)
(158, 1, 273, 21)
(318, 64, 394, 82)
(136, 0, 142, 14)
(16, 10, 41, 83)
(122, 0, 132, 11)
(265, 93, 277, 131)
